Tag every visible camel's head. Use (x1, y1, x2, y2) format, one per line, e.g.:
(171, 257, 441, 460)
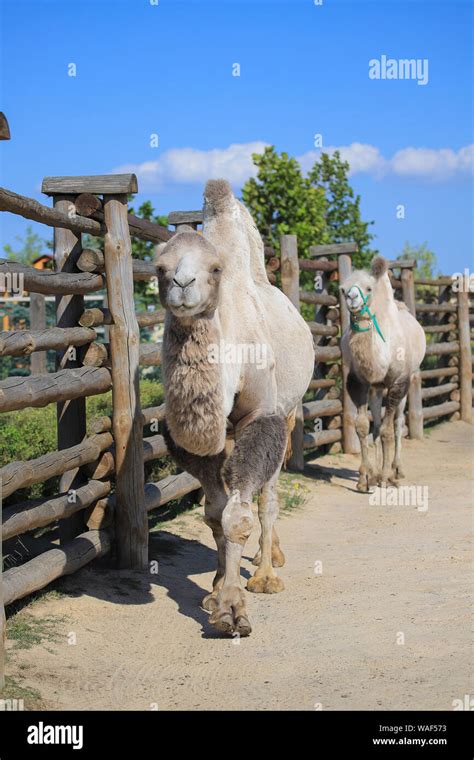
(340, 256, 389, 313)
(156, 231, 224, 318)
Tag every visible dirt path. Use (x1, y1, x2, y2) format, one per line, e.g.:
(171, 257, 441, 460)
(5, 420, 473, 711)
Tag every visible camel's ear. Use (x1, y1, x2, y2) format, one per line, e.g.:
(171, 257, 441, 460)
(371, 256, 388, 278)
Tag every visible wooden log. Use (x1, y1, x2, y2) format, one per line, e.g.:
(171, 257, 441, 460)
(299, 291, 338, 306)
(0, 326, 96, 357)
(2, 480, 111, 541)
(457, 288, 473, 423)
(325, 307, 339, 322)
(422, 400, 460, 420)
(401, 268, 423, 439)
(414, 277, 455, 286)
(42, 174, 138, 195)
(314, 345, 341, 362)
(91, 208, 172, 244)
(85, 434, 168, 480)
(420, 366, 458, 380)
(139, 343, 162, 366)
(0, 364, 111, 414)
(76, 248, 104, 273)
(309, 243, 358, 258)
(424, 341, 459, 356)
(298, 259, 337, 272)
(450, 389, 461, 403)
(90, 403, 166, 435)
(30, 292, 47, 374)
(74, 193, 103, 217)
(326, 385, 341, 399)
(0, 111, 10, 140)
(308, 378, 336, 390)
(83, 341, 109, 367)
(328, 415, 342, 429)
(266, 257, 280, 272)
(416, 302, 457, 313)
(143, 472, 201, 512)
(0, 259, 103, 295)
(302, 399, 342, 420)
(3, 529, 111, 606)
(103, 193, 147, 569)
(421, 382, 458, 400)
(135, 310, 165, 328)
(167, 211, 203, 226)
(338, 252, 359, 453)
(303, 429, 342, 448)
(86, 451, 115, 480)
(0, 432, 112, 499)
(0, 483, 4, 689)
(79, 307, 113, 328)
(387, 259, 416, 269)
(86, 498, 114, 530)
(280, 234, 304, 471)
(0, 187, 105, 237)
(423, 323, 456, 334)
(327, 361, 341, 378)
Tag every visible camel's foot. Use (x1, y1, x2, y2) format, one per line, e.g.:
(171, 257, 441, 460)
(208, 586, 251, 637)
(378, 476, 400, 489)
(392, 464, 405, 480)
(247, 571, 285, 594)
(252, 545, 286, 568)
(357, 471, 377, 493)
(202, 591, 219, 612)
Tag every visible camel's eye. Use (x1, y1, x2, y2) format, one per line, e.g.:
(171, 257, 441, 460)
(212, 266, 222, 275)
(367, 287, 372, 292)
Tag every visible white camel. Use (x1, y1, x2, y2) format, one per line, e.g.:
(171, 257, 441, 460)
(341, 256, 426, 491)
(157, 180, 314, 636)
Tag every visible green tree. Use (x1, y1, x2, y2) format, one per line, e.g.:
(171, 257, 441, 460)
(3, 225, 51, 264)
(396, 241, 439, 279)
(308, 151, 376, 267)
(242, 147, 376, 268)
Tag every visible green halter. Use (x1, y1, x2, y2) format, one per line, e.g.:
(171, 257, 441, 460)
(349, 286, 386, 342)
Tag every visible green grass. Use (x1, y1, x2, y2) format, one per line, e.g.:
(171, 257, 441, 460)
(7, 611, 66, 651)
(0, 675, 43, 710)
(277, 472, 310, 513)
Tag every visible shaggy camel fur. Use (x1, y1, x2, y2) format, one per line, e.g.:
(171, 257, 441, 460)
(157, 180, 314, 636)
(341, 256, 426, 491)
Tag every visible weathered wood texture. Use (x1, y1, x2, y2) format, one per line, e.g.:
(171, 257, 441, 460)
(0, 433, 112, 499)
(401, 268, 424, 439)
(2, 480, 111, 541)
(0, 366, 111, 413)
(3, 530, 111, 606)
(457, 288, 473, 423)
(29, 292, 47, 374)
(42, 174, 138, 195)
(103, 194, 147, 569)
(0, 327, 96, 356)
(0, 187, 105, 236)
(0, 112, 10, 140)
(0, 258, 104, 295)
(280, 235, 305, 471)
(309, 243, 358, 257)
(338, 253, 359, 453)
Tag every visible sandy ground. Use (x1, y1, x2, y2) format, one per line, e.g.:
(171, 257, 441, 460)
(5, 420, 473, 711)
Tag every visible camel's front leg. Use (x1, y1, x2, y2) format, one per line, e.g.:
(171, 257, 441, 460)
(348, 373, 375, 491)
(209, 414, 287, 636)
(380, 378, 409, 486)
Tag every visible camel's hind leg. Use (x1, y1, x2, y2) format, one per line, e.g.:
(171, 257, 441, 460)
(392, 395, 407, 481)
(248, 468, 285, 591)
(369, 387, 384, 475)
(209, 414, 287, 636)
(380, 378, 410, 486)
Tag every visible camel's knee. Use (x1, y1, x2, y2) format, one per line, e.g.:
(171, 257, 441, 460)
(380, 421, 394, 443)
(222, 414, 286, 494)
(355, 412, 370, 438)
(222, 491, 254, 545)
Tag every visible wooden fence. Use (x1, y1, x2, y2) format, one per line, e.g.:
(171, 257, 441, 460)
(0, 170, 472, 690)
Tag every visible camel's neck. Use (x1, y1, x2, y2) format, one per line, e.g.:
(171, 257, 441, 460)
(162, 313, 227, 457)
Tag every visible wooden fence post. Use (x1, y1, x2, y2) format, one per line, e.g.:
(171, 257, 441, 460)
(401, 266, 424, 438)
(457, 287, 472, 424)
(0, 480, 5, 692)
(103, 194, 147, 569)
(30, 292, 47, 374)
(338, 253, 359, 453)
(54, 196, 87, 543)
(280, 234, 305, 471)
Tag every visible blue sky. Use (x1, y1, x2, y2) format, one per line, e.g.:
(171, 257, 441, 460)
(1, 0, 472, 272)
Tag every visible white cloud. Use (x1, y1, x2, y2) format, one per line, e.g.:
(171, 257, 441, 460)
(113, 141, 474, 191)
(114, 141, 269, 191)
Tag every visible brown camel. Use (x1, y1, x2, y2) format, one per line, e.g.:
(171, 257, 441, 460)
(157, 180, 314, 636)
(341, 256, 426, 491)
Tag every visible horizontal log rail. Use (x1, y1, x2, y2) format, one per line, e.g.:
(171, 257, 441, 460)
(422, 400, 460, 420)
(424, 324, 457, 334)
(314, 345, 341, 362)
(307, 321, 339, 337)
(0, 259, 104, 296)
(420, 366, 458, 380)
(0, 327, 96, 357)
(303, 429, 342, 448)
(308, 378, 337, 390)
(0, 432, 113, 499)
(79, 307, 166, 329)
(303, 399, 342, 420)
(86, 434, 168, 481)
(414, 277, 455, 286)
(424, 341, 459, 356)
(2, 480, 111, 541)
(0, 366, 112, 413)
(89, 403, 166, 435)
(309, 243, 358, 258)
(299, 291, 338, 306)
(298, 259, 338, 272)
(3, 529, 111, 606)
(142, 472, 201, 513)
(82, 342, 161, 367)
(76, 248, 158, 281)
(421, 382, 458, 400)
(415, 302, 457, 313)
